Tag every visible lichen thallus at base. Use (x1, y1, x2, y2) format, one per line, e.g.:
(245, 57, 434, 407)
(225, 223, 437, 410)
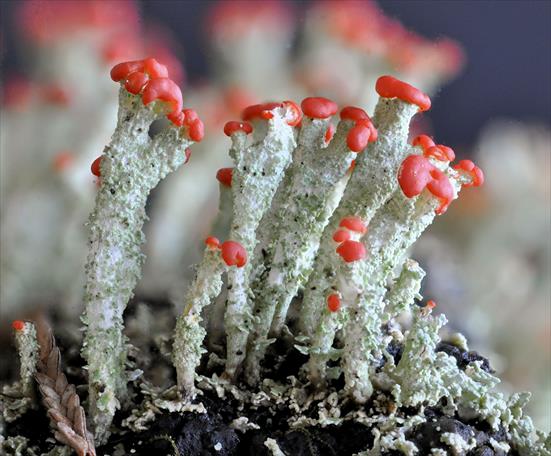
(6, 63, 549, 454)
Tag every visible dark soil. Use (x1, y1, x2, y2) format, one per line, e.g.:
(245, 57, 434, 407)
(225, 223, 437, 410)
(436, 341, 493, 373)
(2, 300, 519, 456)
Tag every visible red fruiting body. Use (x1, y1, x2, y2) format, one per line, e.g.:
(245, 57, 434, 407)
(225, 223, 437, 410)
(111, 58, 192, 128)
(357, 118, 378, 142)
(110, 58, 169, 82)
(412, 134, 435, 150)
(167, 110, 185, 126)
(184, 148, 192, 163)
(18, 0, 139, 44)
(183, 108, 198, 123)
(205, 236, 220, 249)
(453, 160, 484, 187)
(242, 102, 281, 122)
(347, 123, 371, 152)
(242, 101, 302, 127)
(398, 155, 434, 198)
(188, 118, 205, 142)
(427, 168, 455, 214)
(301, 97, 338, 119)
(167, 109, 204, 138)
(91, 156, 103, 177)
(413, 134, 454, 162)
(216, 168, 233, 188)
(124, 72, 149, 95)
(340, 107, 377, 152)
(375, 75, 431, 112)
(110, 60, 145, 82)
(220, 241, 247, 268)
(340, 106, 369, 122)
(398, 155, 454, 214)
(325, 123, 336, 143)
(141, 78, 183, 115)
(53, 151, 73, 171)
(42, 85, 71, 106)
(282, 100, 303, 126)
(327, 294, 341, 312)
(426, 299, 437, 309)
(142, 57, 170, 79)
(224, 120, 253, 136)
(12, 320, 25, 331)
(336, 240, 367, 262)
(332, 229, 351, 243)
(425, 145, 455, 162)
(339, 216, 367, 234)
(207, 0, 292, 38)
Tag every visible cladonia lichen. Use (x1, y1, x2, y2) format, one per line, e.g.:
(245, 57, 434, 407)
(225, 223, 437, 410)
(6, 64, 548, 454)
(1, 321, 38, 423)
(81, 58, 202, 442)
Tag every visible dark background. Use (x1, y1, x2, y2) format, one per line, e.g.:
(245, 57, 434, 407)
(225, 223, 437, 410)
(2, 0, 550, 148)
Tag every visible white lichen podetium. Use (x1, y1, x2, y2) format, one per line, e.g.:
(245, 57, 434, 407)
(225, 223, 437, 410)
(306, 218, 368, 389)
(1, 321, 39, 423)
(244, 98, 377, 384)
(11, 321, 39, 399)
(299, 77, 429, 340)
(173, 236, 247, 396)
(222, 104, 300, 379)
(306, 101, 481, 402)
(382, 258, 426, 322)
(81, 58, 204, 442)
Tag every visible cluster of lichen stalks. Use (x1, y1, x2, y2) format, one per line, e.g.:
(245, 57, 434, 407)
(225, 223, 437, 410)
(8, 58, 548, 455)
(83, 58, 483, 440)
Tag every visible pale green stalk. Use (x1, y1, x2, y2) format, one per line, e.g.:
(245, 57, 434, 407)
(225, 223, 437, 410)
(173, 247, 225, 396)
(340, 167, 463, 403)
(382, 259, 425, 322)
(300, 98, 419, 338)
(14, 322, 38, 398)
(82, 88, 194, 441)
(244, 117, 355, 384)
(224, 109, 296, 379)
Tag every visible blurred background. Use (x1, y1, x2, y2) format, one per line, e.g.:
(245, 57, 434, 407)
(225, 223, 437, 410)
(1, 0, 549, 430)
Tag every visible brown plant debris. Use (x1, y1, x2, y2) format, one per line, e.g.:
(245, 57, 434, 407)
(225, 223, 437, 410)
(34, 320, 96, 456)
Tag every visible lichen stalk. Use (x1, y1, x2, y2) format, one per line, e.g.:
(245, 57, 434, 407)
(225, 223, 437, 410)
(300, 99, 419, 338)
(339, 168, 463, 403)
(308, 146, 467, 399)
(224, 109, 297, 379)
(306, 258, 360, 389)
(244, 117, 357, 383)
(269, 119, 357, 333)
(382, 259, 425, 322)
(82, 87, 194, 441)
(13, 322, 39, 399)
(173, 246, 225, 396)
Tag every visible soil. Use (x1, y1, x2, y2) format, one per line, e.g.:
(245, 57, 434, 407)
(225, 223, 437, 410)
(1, 298, 519, 456)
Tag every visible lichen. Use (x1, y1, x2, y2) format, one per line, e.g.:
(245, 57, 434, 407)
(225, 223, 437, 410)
(1, 322, 38, 423)
(82, 59, 200, 442)
(6, 61, 545, 453)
